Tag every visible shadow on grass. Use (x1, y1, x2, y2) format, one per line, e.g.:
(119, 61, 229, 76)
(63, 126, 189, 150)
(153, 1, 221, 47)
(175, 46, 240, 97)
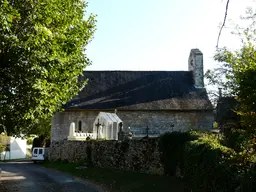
(43, 161, 185, 192)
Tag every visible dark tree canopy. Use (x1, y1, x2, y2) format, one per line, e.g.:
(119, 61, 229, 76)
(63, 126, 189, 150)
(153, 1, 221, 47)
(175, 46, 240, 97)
(0, 0, 96, 135)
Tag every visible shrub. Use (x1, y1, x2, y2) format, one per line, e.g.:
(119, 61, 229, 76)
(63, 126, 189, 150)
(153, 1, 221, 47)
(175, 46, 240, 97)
(159, 130, 256, 191)
(183, 133, 237, 192)
(239, 163, 256, 191)
(0, 143, 6, 153)
(231, 144, 256, 191)
(223, 128, 253, 151)
(158, 131, 199, 176)
(26, 137, 33, 145)
(213, 121, 219, 129)
(221, 127, 256, 191)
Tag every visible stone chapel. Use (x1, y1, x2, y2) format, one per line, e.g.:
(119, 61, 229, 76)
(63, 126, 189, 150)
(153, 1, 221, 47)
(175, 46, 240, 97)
(51, 49, 214, 142)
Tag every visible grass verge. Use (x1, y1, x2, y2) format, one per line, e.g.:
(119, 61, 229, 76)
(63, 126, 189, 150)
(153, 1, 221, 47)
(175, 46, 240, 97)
(43, 161, 185, 192)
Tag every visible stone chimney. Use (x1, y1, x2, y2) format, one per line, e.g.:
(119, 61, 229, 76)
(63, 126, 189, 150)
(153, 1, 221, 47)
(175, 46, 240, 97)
(188, 49, 204, 88)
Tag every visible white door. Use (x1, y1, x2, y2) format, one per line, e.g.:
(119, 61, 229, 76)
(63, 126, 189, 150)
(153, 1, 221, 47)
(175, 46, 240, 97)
(32, 148, 38, 158)
(38, 148, 44, 160)
(32, 148, 44, 160)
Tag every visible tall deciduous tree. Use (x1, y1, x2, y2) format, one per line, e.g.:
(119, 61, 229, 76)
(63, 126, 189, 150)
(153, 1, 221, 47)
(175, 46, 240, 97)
(0, 0, 96, 135)
(207, 8, 256, 132)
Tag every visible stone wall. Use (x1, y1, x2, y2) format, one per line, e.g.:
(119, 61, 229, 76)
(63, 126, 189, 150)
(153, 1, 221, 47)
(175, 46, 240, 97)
(118, 110, 213, 133)
(51, 110, 214, 142)
(48, 139, 164, 175)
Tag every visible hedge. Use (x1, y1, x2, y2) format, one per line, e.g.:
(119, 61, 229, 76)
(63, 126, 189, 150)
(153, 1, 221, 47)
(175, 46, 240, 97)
(159, 131, 256, 192)
(158, 131, 198, 176)
(183, 133, 237, 192)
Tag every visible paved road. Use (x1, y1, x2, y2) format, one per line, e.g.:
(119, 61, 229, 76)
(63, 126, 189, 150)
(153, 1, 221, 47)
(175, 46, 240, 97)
(0, 161, 100, 192)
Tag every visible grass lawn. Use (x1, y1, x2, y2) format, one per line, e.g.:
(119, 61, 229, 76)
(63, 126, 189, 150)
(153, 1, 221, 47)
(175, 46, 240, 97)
(43, 162, 185, 192)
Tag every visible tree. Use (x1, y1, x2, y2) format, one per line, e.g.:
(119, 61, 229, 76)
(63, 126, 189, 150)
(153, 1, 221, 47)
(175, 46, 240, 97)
(29, 117, 52, 138)
(0, 0, 96, 136)
(207, 8, 256, 132)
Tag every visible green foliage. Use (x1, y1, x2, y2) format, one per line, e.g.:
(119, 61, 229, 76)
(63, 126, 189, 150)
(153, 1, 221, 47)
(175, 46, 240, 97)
(0, 142, 6, 152)
(29, 118, 52, 139)
(158, 131, 199, 176)
(205, 62, 235, 102)
(159, 131, 256, 191)
(26, 137, 33, 145)
(183, 133, 237, 192)
(216, 43, 256, 132)
(0, 0, 96, 136)
(223, 128, 253, 152)
(213, 121, 219, 129)
(239, 164, 256, 191)
(206, 9, 256, 132)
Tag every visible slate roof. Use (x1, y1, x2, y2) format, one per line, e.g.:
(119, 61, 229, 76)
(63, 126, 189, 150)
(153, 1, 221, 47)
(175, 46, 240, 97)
(64, 71, 213, 111)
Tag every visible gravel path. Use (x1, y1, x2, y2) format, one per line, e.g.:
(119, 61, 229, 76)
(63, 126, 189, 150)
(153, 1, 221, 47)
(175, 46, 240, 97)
(0, 161, 99, 192)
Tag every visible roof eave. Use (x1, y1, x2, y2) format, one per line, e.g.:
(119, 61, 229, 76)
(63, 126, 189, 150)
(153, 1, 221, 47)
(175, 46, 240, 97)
(63, 108, 214, 112)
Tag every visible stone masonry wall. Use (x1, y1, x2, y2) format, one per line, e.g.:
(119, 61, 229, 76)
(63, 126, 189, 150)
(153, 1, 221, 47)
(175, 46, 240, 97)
(117, 110, 213, 133)
(51, 110, 214, 142)
(49, 139, 164, 175)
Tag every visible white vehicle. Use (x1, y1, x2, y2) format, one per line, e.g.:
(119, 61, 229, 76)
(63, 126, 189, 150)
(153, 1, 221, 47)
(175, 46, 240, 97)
(31, 147, 48, 163)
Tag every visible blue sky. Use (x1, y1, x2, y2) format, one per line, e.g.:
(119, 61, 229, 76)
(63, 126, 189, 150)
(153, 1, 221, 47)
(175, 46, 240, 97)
(85, 0, 255, 71)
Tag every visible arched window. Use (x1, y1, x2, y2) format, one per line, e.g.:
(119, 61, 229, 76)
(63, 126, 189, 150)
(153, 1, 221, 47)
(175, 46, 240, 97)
(78, 121, 82, 132)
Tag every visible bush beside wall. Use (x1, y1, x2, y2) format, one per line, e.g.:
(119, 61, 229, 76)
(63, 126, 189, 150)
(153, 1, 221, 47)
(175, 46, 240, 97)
(158, 131, 198, 176)
(183, 133, 238, 192)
